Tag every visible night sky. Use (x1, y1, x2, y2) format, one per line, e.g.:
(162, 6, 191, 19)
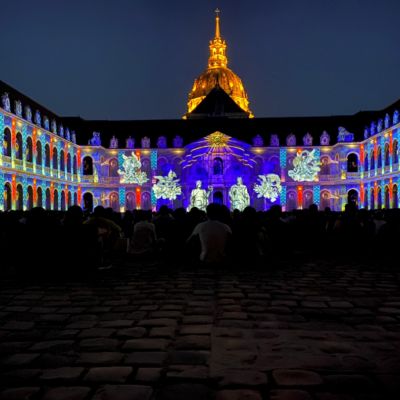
(1, 0, 400, 121)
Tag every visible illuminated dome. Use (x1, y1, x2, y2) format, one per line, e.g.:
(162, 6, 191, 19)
(185, 10, 253, 118)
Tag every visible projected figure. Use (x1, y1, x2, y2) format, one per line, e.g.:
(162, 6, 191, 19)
(153, 170, 182, 201)
(229, 177, 250, 211)
(254, 174, 282, 202)
(288, 149, 321, 182)
(189, 180, 213, 211)
(118, 152, 148, 185)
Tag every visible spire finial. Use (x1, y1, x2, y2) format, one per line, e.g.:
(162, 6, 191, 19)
(215, 8, 221, 38)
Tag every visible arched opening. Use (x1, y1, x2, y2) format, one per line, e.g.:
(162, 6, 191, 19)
(109, 158, 119, 177)
(393, 140, 399, 164)
(320, 157, 330, 175)
(27, 186, 33, 210)
(320, 191, 331, 210)
(36, 141, 42, 166)
(3, 128, 11, 157)
(363, 190, 368, 209)
(45, 188, 51, 210)
(83, 156, 93, 175)
(347, 153, 358, 172)
(26, 137, 33, 163)
(302, 190, 313, 209)
(377, 187, 382, 209)
(213, 191, 223, 205)
(213, 157, 223, 175)
(67, 153, 71, 173)
(126, 192, 136, 211)
(53, 189, 59, 211)
(16, 184, 23, 210)
(4, 182, 12, 211)
(73, 192, 78, 206)
(384, 185, 390, 209)
(52, 148, 58, 171)
(60, 190, 66, 211)
(45, 144, 50, 167)
(73, 155, 77, 174)
(15, 132, 23, 160)
(377, 147, 382, 168)
(142, 192, 151, 210)
(393, 184, 398, 208)
(83, 192, 94, 212)
(287, 191, 297, 211)
(370, 151, 375, 170)
(109, 192, 119, 212)
(37, 187, 43, 208)
(60, 150, 65, 172)
(347, 189, 358, 207)
(67, 191, 72, 208)
(370, 188, 375, 210)
(364, 153, 369, 171)
(384, 143, 390, 167)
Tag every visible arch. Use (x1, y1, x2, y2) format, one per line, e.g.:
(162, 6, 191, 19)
(109, 192, 119, 212)
(254, 157, 264, 175)
(37, 186, 43, 208)
(53, 189, 59, 211)
(66, 153, 72, 173)
(393, 140, 399, 164)
(363, 189, 368, 209)
(15, 132, 23, 160)
(287, 191, 297, 211)
(3, 128, 11, 157)
(173, 157, 183, 175)
(45, 188, 51, 210)
(393, 184, 398, 208)
(16, 184, 23, 210)
(61, 190, 66, 211)
(268, 156, 280, 175)
(52, 148, 58, 170)
(109, 158, 119, 177)
(27, 186, 34, 210)
(384, 143, 390, 167)
(377, 146, 382, 168)
(346, 153, 358, 172)
(67, 190, 72, 208)
(36, 140, 42, 166)
(73, 191, 78, 206)
(213, 157, 223, 175)
(320, 190, 331, 210)
(141, 158, 151, 175)
(347, 189, 358, 206)
(370, 187, 375, 210)
(26, 137, 33, 163)
(302, 190, 313, 209)
(60, 149, 65, 171)
(126, 192, 136, 211)
(45, 144, 50, 167)
(320, 156, 330, 175)
(141, 192, 151, 210)
(83, 156, 93, 175)
(83, 192, 94, 212)
(73, 155, 77, 174)
(157, 157, 168, 175)
(363, 152, 369, 171)
(3, 182, 12, 211)
(377, 186, 382, 209)
(370, 150, 375, 170)
(213, 191, 223, 205)
(384, 185, 390, 209)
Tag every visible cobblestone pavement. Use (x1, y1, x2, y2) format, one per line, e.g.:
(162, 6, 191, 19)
(0, 260, 400, 400)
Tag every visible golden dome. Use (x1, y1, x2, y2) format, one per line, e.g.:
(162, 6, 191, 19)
(185, 9, 253, 118)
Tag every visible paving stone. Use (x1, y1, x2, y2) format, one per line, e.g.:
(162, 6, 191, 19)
(124, 351, 167, 366)
(135, 367, 162, 382)
(219, 370, 268, 387)
(40, 367, 85, 382)
(42, 387, 90, 400)
(324, 374, 376, 392)
(169, 350, 210, 365)
(149, 326, 176, 338)
(175, 335, 210, 350)
(98, 320, 133, 328)
(216, 389, 263, 400)
(78, 328, 115, 338)
(0, 388, 40, 400)
(138, 319, 177, 327)
(2, 353, 39, 366)
(79, 338, 119, 351)
(122, 338, 169, 351)
(2, 321, 35, 330)
(157, 383, 214, 400)
(270, 390, 313, 400)
(77, 352, 123, 365)
(84, 367, 133, 383)
(272, 369, 323, 386)
(166, 365, 209, 380)
(116, 327, 147, 338)
(180, 325, 212, 335)
(91, 385, 153, 400)
(30, 340, 74, 352)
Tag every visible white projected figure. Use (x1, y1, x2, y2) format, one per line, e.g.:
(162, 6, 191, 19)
(229, 177, 250, 211)
(118, 152, 148, 185)
(189, 180, 213, 211)
(288, 149, 321, 182)
(152, 170, 182, 201)
(254, 174, 282, 203)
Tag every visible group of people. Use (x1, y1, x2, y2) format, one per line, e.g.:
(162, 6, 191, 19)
(0, 201, 399, 276)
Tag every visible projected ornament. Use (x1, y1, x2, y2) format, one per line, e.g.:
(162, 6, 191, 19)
(229, 177, 250, 211)
(254, 174, 282, 203)
(118, 152, 148, 185)
(152, 170, 182, 200)
(288, 149, 320, 182)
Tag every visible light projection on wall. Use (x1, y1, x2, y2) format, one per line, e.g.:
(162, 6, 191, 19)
(254, 173, 282, 202)
(152, 170, 182, 201)
(117, 152, 148, 185)
(229, 177, 250, 211)
(189, 180, 213, 211)
(288, 149, 321, 182)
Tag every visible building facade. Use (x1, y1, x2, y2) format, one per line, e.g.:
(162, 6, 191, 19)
(1, 12, 399, 213)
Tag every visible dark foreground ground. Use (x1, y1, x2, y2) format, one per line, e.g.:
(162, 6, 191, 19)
(0, 258, 399, 400)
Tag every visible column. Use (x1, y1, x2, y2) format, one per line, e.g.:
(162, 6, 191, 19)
(0, 171, 4, 211)
(0, 114, 4, 167)
(119, 187, 126, 213)
(150, 150, 158, 211)
(313, 185, 320, 208)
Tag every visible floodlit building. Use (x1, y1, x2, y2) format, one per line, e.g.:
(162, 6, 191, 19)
(1, 11, 399, 212)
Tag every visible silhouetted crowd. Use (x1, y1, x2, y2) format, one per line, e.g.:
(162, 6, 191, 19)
(0, 202, 399, 277)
